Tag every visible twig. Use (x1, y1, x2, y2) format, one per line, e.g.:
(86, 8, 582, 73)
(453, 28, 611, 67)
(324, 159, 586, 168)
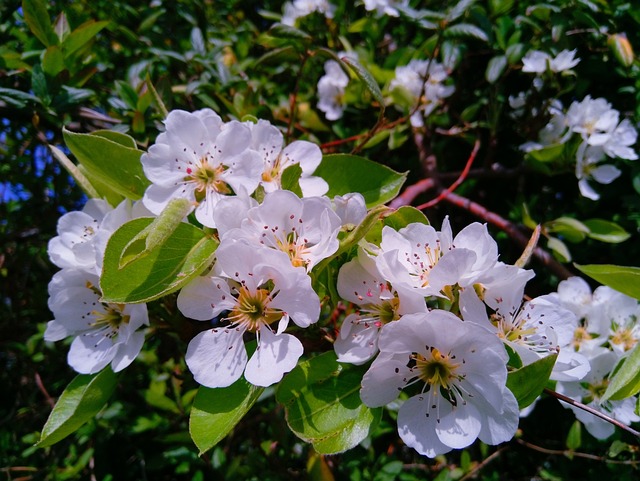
(415, 139, 480, 210)
(544, 388, 640, 438)
(389, 178, 436, 209)
(439, 191, 574, 280)
(459, 446, 507, 481)
(515, 438, 640, 465)
(34, 371, 55, 409)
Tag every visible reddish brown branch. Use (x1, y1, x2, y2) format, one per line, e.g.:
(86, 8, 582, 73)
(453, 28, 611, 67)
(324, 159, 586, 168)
(415, 139, 481, 210)
(439, 191, 574, 279)
(389, 178, 437, 209)
(515, 438, 640, 464)
(35, 371, 55, 409)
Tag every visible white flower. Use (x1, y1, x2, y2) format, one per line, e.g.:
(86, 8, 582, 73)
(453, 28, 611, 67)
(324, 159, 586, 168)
(602, 119, 638, 160)
(522, 49, 580, 74)
(141, 109, 263, 228)
(587, 286, 640, 355)
(575, 142, 621, 201)
(389, 60, 454, 127)
(360, 310, 519, 457)
(247, 119, 328, 197)
(217, 190, 341, 271)
(178, 241, 320, 388)
(334, 246, 426, 364)
(47, 199, 112, 273)
(332, 192, 367, 229)
(45, 269, 148, 374)
(317, 60, 350, 121)
(557, 350, 640, 439)
(566, 96, 620, 146)
(376, 218, 498, 298)
(281, 0, 335, 25)
(363, 0, 409, 17)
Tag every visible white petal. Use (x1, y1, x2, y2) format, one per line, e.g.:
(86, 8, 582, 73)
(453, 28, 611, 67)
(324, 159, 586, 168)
(186, 328, 248, 388)
(68, 333, 117, 374)
(397, 395, 452, 457)
(590, 164, 621, 184)
(436, 402, 482, 449)
(110, 329, 146, 372)
(244, 329, 303, 387)
(360, 353, 412, 407)
(177, 276, 235, 320)
(334, 314, 380, 365)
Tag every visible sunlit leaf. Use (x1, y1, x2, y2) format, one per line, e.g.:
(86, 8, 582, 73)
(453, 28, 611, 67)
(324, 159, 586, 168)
(602, 343, 640, 401)
(574, 264, 640, 300)
(506, 354, 557, 408)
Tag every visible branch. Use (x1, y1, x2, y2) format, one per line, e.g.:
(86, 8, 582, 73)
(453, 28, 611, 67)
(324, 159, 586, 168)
(515, 438, 640, 465)
(459, 446, 508, 481)
(439, 191, 574, 279)
(544, 388, 640, 439)
(389, 178, 436, 209)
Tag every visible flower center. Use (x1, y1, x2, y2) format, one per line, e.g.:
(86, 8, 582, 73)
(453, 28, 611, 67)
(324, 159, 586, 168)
(90, 303, 130, 334)
(228, 286, 283, 332)
(261, 155, 282, 184)
(491, 313, 537, 344)
(572, 326, 593, 349)
(366, 297, 400, 325)
(611, 325, 637, 351)
(275, 232, 311, 268)
(415, 347, 461, 391)
(186, 156, 231, 201)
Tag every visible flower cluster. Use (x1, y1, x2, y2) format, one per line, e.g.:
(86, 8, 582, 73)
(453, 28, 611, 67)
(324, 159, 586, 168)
(45, 200, 150, 374)
(521, 49, 580, 74)
(550, 277, 640, 439)
(521, 95, 638, 200)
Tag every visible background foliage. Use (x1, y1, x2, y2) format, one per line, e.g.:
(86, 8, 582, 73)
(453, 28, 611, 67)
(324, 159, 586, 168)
(2, 0, 640, 479)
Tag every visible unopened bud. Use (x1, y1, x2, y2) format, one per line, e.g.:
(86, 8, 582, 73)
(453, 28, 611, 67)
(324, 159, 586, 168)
(608, 33, 634, 68)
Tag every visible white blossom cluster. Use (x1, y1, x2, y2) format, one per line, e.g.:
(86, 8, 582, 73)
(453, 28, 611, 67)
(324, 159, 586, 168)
(45, 199, 151, 374)
(389, 59, 455, 127)
(550, 277, 640, 439)
(334, 218, 584, 456)
(521, 49, 580, 75)
(281, 0, 336, 26)
(520, 95, 638, 200)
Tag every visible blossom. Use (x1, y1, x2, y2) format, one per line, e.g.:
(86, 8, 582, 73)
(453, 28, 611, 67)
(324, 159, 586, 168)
(363, 0, 409, 17)
(317, 60, 350, 121)
(178, 241, 320, 388)
(281, 0, 335, 25)
(334, 246, 426, 364)
(575, 143, 621, 201)
(47, 199, 112, 273)
(586, 286, 640, 355)
(332, 192, 367, 229)
(557, 350, 640, 439)
(45, 269, 148, 374)
(566, 96, 620, 146)
(247, 119, 328, 197)
(360, 310, 519, 457)
(521, 49, 580, 74)
(141, 108, 263, 228)
(389, 60, 454, 127)
(216, 190, 341, 271)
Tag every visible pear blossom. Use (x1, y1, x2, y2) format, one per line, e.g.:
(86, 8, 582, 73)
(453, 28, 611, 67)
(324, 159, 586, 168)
(246, 119, 328, 197)
(363, 0, 409, 17)
(519, 101, 571, 152)
(521, 49, 580, 74)
(47, 199, 112, 273)
(375, 218, 498, 298)
(217, 190, 341, 271)
(334, 246, 426, 364)
(389, 60, 455, 127)
(178, 241, 320, 388)
(566, 96, 620, 146)
(575, 143, 621, 201)
(317, 60, 350, 121)
(586, 286, 640, 355)
(281, 0, 335, 25)
(360, 310, 519, 457)
(557, 350, 640, 439)
(332, 192, 367, 229)
(45, 267, 148, 374)
(141, 108, 263, 228)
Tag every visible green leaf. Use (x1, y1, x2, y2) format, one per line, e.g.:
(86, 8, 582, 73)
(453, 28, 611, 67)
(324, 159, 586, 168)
(341, 57, 385, 106)
(574, 264, 640, 300)
(528, 143, 565, 162)
(506, 353, 557, 409)
(31, 64, 50, 105)
(37, 369, 118, 447)
(545, 217, 589, 243)
(0, 87, 40, 108)
(268, 23, 312, 42)
(485, 55, 507, 84)
(444, 24, 489, 42)
(61, 20, 110, 58)
(547, 236, 571, 263)
(566, 420, 582, 450)
(101, 218, 218, 303)
(22, 0, 59, 47)
(281, 163, 304, 197)
(190, 380, 263, 455)
(276, 351, 381, 454)
(42, 45, 65, 76)
(583, 219, 630, 243)
(63, 128, 150, 200)
(367, 206, 429, 245)
(313, 154, 406, 208)
(602, 343, 640, 401)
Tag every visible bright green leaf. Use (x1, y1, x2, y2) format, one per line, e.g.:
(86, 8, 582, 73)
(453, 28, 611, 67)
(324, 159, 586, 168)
(63, 127, 149, 200)
(341, 57, 385, 107)
(37, 369, 118, 447)
(313, 154, 406, 208)
(602, 343, 640, 401)
(268, 23, 312, 42)
(190, 380, 263, 455)
(22, 0, 59, 47)
(281, 163, 304, 197)
(547, 237, 571, 262)
(545, 217, 589, 244)
(574, 264, 640, 300)
(61, 20, 110, 58)
(584, 219, 630, 243)
(101, 218, 218, 303)
(528, 143, 565, 163)
(506, 353, 557, 408)
(566, 420, 582, 450)
(444, 24, 489, 43)
(276, 351, 381, 454)
(42, 45, 65, 76)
